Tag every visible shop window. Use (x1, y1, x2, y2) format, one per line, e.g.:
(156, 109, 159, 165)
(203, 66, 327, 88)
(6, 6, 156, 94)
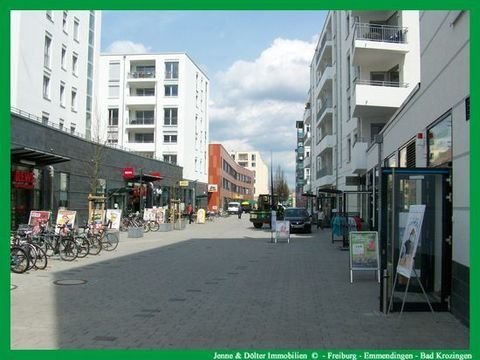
(428, 113, 452, 167)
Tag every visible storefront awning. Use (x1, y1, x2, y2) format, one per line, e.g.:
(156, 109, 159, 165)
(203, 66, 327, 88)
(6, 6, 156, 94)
(126, 174, 163, 183)
(11, 147, 70, 166)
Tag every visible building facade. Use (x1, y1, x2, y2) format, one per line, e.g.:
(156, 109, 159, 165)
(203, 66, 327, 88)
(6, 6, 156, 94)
(11, 10, 102, 139)
(303, 10, 469, 325)
(208, 144, 254, 212)
(229, 150, 269, 198)
(98, 53, 209, 185)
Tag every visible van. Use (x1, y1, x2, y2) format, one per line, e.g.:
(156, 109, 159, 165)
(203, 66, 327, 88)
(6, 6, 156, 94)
(227, 202, 241, 215)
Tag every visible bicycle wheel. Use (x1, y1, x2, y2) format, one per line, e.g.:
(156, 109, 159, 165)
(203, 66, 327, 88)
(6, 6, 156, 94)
(11, 246, 29, 274)
(33, 245, 48, 270)
(102, 232, 119, 251)
(59, 239, 78, 261)
(88, 235, 102, 255)
(119, 219, 129, 232)
(76, 236, 90, 258)
(143, 221, 150, 233)
(149, 221, 160, 232)
(23, 244, 37, 270)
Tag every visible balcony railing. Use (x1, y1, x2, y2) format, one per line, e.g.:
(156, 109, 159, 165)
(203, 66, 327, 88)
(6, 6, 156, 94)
(128, 118, 155, 125)
(354, 23, 408, 44)
(128, 71, 155, 79)
(316, 167, 333, 179)
(355, 79, 409, 88)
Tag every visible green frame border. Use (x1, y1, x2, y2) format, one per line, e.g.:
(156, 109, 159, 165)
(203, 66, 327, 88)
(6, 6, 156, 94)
(2, 1, 478, 359)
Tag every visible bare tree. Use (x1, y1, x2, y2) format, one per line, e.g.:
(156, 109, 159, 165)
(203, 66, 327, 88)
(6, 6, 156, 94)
(273, 165, 290, 203)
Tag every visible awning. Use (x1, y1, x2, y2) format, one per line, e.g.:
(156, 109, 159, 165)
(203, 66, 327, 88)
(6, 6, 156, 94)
(126, 174, 163, 182)
(11, 147, 70, 166)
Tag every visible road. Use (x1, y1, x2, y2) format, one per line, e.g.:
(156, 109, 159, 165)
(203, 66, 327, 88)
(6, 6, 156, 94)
(11, 215, 469, 349)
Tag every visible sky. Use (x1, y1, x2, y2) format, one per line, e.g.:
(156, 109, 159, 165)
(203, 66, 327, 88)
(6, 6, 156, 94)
(101, 11, 327, 189)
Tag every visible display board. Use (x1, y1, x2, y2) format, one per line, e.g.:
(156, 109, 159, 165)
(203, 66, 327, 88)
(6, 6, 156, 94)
(274, 220, 290, 244)
(55, 209, 77, 234)
(396, 204, 426, 279)
(28, 210, 51, 235)
(106, 209, 122, 230)
(197, 209, 206, 224)
(349, 231, 379, 283)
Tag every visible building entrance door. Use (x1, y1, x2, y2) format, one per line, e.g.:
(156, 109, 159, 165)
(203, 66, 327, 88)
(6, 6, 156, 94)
(379, 168, 452, 312)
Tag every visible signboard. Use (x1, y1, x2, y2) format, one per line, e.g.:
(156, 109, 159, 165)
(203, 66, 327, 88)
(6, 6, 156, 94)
(274, 220, 290, 243)
(55, 209, 77, 234)
(123, 167, 135, 179)
(143, 208, 156, 221)
(91, 209, 106, 230)
(12, 170, 35, 189)
(349, 231, 380, 283)
(197, 209, 206, 224)
(397, 205, 426, 279)
(28, 210, 51, 235)
(106, 209, 122, 230)
(208, 184, 218, 192)
(179, 180, 189, 187)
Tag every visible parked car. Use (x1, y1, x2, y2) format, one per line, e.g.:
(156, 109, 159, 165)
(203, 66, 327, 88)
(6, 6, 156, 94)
(283, 207, 312, 233)
(227, 202, 241, 215)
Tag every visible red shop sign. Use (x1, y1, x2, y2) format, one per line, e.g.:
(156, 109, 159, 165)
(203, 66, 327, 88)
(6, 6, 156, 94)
(123, 167, 135, 179)
(12, 170, 35, 189)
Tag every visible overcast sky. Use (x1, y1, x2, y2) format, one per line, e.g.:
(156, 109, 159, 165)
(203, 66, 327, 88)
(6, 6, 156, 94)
(101, 10, 327, 189)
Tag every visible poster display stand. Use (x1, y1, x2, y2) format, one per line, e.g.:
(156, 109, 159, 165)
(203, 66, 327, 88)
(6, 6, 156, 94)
(349, 231, 380, 283)
(387, 205, 433, 316)
(274, 221, 290, 244)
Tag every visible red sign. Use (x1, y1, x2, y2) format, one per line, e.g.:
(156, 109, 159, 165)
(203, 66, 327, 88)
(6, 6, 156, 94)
(151, 171, 161, 178)
(12, 170, 34, 189)
(123, 167, 135, 179)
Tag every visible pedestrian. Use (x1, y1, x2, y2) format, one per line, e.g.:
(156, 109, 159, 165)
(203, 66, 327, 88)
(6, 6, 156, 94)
(237, 205, 242, 219)
(318, 209, 325, 230)
(187, 203, 194, 224)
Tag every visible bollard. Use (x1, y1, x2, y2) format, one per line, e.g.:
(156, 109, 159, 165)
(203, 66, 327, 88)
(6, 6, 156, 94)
(382, 269, 389, 314)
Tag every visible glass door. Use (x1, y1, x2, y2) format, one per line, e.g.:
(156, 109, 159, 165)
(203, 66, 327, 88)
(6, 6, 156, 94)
(380, 168, 451, 312)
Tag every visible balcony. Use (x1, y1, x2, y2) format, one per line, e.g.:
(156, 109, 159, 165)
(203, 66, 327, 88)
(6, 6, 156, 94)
(316, 66, 333, 93)
(303, 107, 312, 123)
(125, 118, 155, 128)
(353, 23, 409, 66)
(318, 134, 335, 153)
(315, 33, 332, 67)
(127, 71, 156, 84)
(316, 100, 333, 125)
(351, 140, 369, 174)
(125, 95, 156, 106)
(353, 79, 412, 118)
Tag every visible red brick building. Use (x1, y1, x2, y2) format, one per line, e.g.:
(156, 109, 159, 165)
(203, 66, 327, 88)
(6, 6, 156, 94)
(208, 144, 254, 212)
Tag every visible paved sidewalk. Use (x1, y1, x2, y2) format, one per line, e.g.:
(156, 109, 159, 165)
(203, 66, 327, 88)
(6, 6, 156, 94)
(11, 216, 469, 349)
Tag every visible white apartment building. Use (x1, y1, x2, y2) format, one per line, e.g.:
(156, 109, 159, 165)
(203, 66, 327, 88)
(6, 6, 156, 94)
(304, 10, 469, 325)
(230, 151, 269, 198)
(306, 11, 420, 195)
(11, 11, 102, 139)
(98, 53, 209, 184)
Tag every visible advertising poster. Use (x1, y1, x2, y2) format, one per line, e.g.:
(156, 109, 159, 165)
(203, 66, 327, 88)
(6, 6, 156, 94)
(397, 205, 426, 278)
(156, 207, 166, 224)
(28, 210, 51, 235)
(349, 231, 379, 270)
(106, 209, 122, 230)
(55, 209, 77, 234)
(91, 209, 106, 230)
(275, 220, 290, 243)
(143, 208, 156, 221)
(197, 209, 206, 224)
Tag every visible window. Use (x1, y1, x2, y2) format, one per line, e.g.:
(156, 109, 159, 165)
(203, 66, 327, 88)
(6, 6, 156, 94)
(108, 109, 119, 126)
(129, 133, 154, 143)
(73, 18, 79, 41)
(346, 54, 351, 88)
(164, 108, 178, 125)
(428, 113, 452, 167)
(164, 85, 178, 96)
(251, 154, 256, 161)
(133, 110, 154, 125)
(44, 34, 52, 69)
(43, 74, 50, 99)
(46, 11, 53, 21)
(135, 88, 155, 96)
(399, 140, 416, 168)
(59, 118, 64, 130)
(59, 172, 69, 207)
(62, 11, 68, 33)
(347, 137, 351, 163)
(251, 162, 256, 167)
(72, 53, 78, 76)
(163, 154, 177, 165)
(108, 84, 119, 98)
(346, 13, 350, 37)
(109, 62, 120, 81)
(71, 88, 77, 112)
(60, 82, 65, 107)
(466, 97, 470, 121)
(61, 46, 67, 70)
(70, 123, 76, 134)
(165, 62, 179, 79)
(163, 134, 178, 143)
(42, 112, 49, 125)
